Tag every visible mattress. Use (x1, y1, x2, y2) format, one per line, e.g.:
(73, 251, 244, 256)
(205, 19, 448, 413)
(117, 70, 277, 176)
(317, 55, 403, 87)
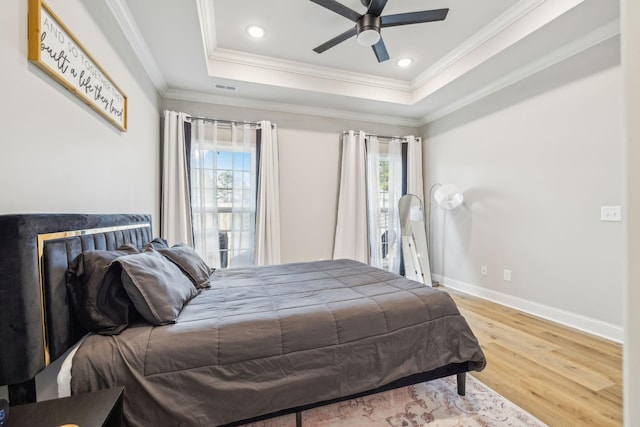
(70, 259, 485, 426)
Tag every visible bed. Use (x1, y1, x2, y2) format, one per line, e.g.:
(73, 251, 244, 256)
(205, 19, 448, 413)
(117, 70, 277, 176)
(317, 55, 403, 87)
(0, 214, 486, 426)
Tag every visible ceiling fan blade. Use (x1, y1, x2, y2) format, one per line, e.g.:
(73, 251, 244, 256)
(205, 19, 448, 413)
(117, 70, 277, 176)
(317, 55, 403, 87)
(313, 27, 358, 53)
(309, 0, 361, 22)
(372, 38, 389, 62)
(366, 0, 388, 16)
(381, 9, 449, 28)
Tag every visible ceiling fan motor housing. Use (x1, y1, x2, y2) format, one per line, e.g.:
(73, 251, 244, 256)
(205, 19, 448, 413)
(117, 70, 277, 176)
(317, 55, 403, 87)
(356, 14, 381, 46)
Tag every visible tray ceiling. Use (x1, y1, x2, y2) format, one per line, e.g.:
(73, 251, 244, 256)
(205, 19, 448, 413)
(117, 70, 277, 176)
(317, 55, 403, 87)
(106, 0, 619, 125)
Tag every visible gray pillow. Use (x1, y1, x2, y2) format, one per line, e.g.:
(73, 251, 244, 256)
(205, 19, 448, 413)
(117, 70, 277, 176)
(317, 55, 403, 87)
(117, 249, 198, 325)
(66, 245, 139, 335)
(146, 237, 169, 250)
(159, 244, 215, 289)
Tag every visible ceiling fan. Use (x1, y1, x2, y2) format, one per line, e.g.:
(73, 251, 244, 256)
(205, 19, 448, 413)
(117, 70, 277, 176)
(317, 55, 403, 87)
(310, 0, 449, 63)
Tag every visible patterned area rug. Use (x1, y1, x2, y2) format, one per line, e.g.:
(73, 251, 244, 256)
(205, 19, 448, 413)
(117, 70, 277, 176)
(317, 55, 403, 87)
(242, 375, 547, 427)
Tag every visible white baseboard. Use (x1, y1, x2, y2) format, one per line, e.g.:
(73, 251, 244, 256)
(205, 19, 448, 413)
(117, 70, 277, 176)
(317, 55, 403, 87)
(433, 274, 624, 344)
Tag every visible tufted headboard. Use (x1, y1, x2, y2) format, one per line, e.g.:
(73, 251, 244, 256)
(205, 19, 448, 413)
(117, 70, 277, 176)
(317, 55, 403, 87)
(0, 214, 153, 402)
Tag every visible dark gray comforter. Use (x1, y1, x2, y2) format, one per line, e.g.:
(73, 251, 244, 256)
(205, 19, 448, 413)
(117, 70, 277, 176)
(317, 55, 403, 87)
(71, 259, 486, 426)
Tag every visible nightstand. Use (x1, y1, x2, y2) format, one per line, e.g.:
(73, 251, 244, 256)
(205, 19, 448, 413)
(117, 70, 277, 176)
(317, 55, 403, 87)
(6, 387, 123, 427)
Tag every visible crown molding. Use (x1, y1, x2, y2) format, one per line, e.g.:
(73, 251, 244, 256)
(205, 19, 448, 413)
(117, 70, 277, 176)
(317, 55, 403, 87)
(420, 19, 620, 125)
(163, 89, 420, 128)
(410, 0, 585, 103)
(196, 0, 217, 58)
(210, 48, 411, 92)
(105, 0, 168, 93)
(411, 0, 547, 90)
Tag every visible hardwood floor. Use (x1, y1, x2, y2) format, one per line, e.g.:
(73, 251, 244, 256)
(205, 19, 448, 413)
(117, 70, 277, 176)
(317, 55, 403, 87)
(445, 287, 623, 427)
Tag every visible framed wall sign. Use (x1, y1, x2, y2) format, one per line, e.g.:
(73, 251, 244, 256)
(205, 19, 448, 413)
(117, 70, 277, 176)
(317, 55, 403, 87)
(28, 0, 128, 131)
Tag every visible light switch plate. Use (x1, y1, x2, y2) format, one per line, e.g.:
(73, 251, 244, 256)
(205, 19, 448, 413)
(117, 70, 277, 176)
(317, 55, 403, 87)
(601, 206, 622, 222)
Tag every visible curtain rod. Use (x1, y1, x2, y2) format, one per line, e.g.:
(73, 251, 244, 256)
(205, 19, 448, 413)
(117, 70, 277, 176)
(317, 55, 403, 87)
(342, 131, 421, 142)
(188, 116, 273, 128)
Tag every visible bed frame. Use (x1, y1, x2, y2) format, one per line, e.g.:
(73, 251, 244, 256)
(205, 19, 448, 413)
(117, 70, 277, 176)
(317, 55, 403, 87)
(0, 213, 472, 425)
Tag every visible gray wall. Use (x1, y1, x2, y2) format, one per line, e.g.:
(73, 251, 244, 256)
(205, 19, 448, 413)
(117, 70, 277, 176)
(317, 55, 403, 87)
(0, 0, 161, 222)
(421, 40, 624, 341)
(162, 98, 418, 263)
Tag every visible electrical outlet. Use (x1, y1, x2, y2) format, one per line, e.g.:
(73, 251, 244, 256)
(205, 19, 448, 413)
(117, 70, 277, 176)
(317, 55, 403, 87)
(503, 269, 512, 282)
(481, 265, 487, 276)
(601, 206, 622, 222)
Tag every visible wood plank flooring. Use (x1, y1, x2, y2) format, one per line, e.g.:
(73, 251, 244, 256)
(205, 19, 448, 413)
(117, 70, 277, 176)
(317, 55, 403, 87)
(445, 287, 623, 427)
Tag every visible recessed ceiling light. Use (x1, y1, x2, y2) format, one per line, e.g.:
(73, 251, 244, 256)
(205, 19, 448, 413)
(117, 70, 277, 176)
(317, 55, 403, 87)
(246, 25, 266, 39)
(396, 58, 413, 68)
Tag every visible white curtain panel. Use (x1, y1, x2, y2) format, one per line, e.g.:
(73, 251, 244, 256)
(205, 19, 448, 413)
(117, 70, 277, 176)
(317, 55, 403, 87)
(161, 110, 193, 247)
(386, 138, 403, 274)
(366, 136, 382, 268)
(228, 124, 257, 267)
(255, 120, 281, 266)
(333, 130, 369, 263)
(406, 135, 425, 204)
(190, 119, 221, 268)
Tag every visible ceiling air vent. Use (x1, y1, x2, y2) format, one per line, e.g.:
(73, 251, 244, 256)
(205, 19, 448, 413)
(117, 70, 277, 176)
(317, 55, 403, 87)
(215, 84, 238, 92)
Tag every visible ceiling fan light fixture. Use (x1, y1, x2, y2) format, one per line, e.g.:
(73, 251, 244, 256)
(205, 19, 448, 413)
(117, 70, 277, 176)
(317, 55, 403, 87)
(356, 14, 381, 46)
(357, 29, 380, 46)
(246, 25, 266, 39)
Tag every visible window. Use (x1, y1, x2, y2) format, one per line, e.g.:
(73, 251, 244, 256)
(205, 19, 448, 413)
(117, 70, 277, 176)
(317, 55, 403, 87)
(378, 156, 391, 268)
(335, 132, 422, 274)
(190, 122, 257, 268)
